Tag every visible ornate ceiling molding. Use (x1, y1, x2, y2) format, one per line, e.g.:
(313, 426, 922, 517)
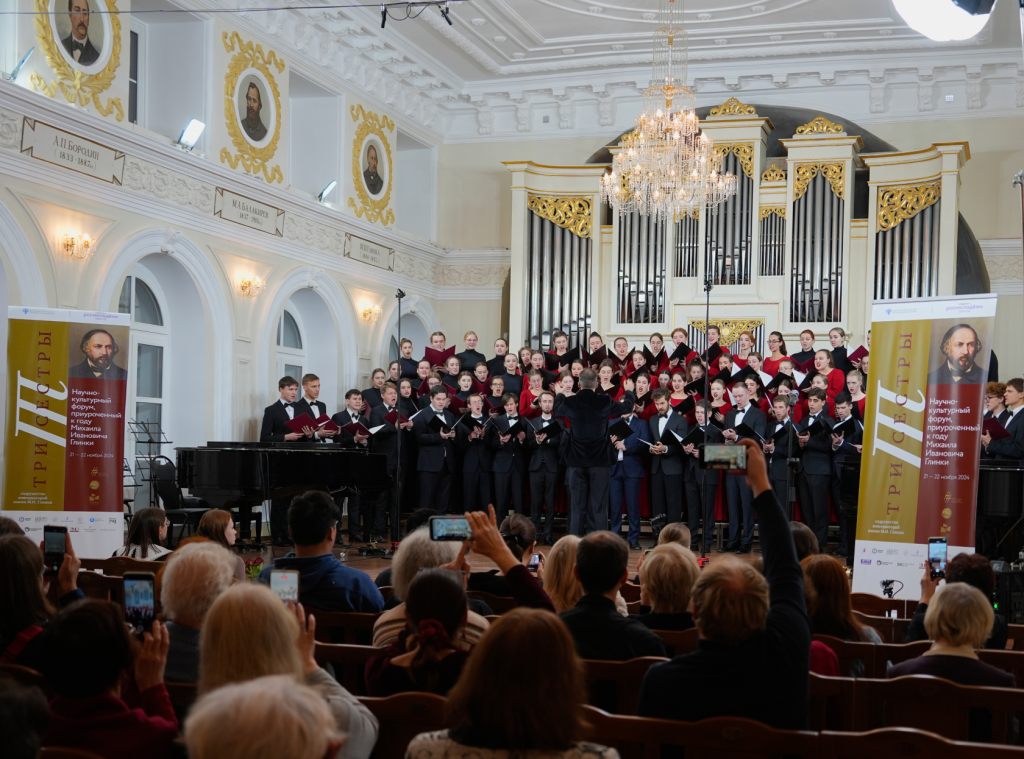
(795, 115, 844, 134)
(709, 98, 757, 117)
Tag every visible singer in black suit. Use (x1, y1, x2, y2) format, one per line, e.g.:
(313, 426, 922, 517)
(294, 374, 336, 443)
(259, 376, 314, 545)
(369, 383, 411, 542)
(828, 392, 863, 558)
(683, 401, 724, 553)
(796, 387, 836, 553)
(414, 384, 458, 512)
(553, 368, 636, 536)
(647, 389, 689, 526)
(332, 389, 371, 541)
(722, 382, 768, 553)
(456, 393, 493, 513)
(486, 394, 527, 519)
(763, 396, 797, 512)
(527, 391, 563, 544)
(984, 379, 1024, 463)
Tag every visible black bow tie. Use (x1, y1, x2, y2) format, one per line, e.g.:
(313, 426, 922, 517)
(71, 40, 85, 51)
(660, 413, 669, 419)
(286, 402, 297, 408)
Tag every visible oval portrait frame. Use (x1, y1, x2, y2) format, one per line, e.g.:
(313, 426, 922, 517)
(220, 31, 284, 184)
(31, 0, 123, 119)
(347, 105, 395, 226)
(234, 68, 276, 149)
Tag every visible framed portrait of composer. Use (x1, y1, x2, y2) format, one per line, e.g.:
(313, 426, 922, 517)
(236, 71, 274, 147)
(360, 136, 388, 198)
(50, 0, 112, 75)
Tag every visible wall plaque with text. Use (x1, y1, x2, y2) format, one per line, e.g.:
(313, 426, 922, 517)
(20, 118, 125, 185)
(345, 235, 394, 271)
(214, 188, 285, 236)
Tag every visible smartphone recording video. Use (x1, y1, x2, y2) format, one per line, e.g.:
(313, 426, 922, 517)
(527, 553, 541, 571)
(700, 444, 747, 472)
(270, 570, 300, 603)
(123, 572, 156, 635)
(43, 525, 67, 573)
(928, 537, 948, 579)
(429, 515, 472, 541)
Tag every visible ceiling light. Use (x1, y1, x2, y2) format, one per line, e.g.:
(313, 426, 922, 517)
(7, 48, 34, 82)
(893, 0, 996, 41)
(318, 180, 337, 203)
(177, 119, 205, 150)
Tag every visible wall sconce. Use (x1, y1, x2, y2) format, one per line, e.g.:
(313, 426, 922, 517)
(240, 276, 265, 297)
(62, 233, 93, 259)
(362, 305, 382, 323)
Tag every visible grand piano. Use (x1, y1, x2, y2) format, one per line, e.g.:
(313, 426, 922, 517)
(176, 442, 390, 546)
(838, 456, 1024, 560)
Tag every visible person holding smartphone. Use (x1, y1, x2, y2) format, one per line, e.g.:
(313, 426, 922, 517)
(0, 532, 82, 671)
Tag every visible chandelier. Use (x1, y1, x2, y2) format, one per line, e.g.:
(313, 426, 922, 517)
(601, 0, 737, 221)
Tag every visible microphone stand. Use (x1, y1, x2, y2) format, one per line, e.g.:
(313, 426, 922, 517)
(700, 275, 712, 561)
(784, 393, 799, 522)
(391, 289, 406, 544)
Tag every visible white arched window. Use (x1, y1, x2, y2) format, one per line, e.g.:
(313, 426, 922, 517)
(118, 273, 168, 460)
(276, 305, 306, 382)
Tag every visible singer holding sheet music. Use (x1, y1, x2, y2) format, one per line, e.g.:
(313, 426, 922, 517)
(796, 387, 835, 553)
(527, 391, 564, 544)
(259, 375, 315, 546)
(332, 389, 371, 542)
(456, 392, 493, 512)
(722, 382, 767, 554)
(647, 388, 689, 528)
(414, 384, 458, 511)
(369, 382, 413, 542)
(487, 393, 528, 519)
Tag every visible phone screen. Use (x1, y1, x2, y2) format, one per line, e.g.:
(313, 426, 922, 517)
(429, 516, 472, 541)
(123, 574, 156, 634)
(700, 444, 747, 471)
(527, 553, 541, 570)
(928, 538, 948, 579)
(270, 571, 300, 603)
(43, 527, 66, 571)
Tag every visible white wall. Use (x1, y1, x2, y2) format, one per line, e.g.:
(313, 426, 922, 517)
(142, 20, 207, 147)
(395, 131, 436, 241)
(289, 74, 342, 201)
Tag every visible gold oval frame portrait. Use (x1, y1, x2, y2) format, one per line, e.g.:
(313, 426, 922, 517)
(220, 31, 284, 184)
(347, 105, 395, 226)
(30, 0, 123, 120)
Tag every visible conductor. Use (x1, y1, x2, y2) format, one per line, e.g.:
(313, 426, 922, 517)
(553, 368, 636, 536)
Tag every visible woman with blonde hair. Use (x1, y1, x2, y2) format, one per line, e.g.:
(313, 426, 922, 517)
(632, 544, 700, 631)
(407, 608, 619, 759)
(199, 583, 378, 759)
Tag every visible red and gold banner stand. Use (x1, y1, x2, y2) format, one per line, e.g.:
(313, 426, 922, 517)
(853, 294, 997, 597)
(2, 308, 130, 558)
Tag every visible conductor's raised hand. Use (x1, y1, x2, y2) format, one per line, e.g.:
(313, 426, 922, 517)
(622, 378, 635, 393)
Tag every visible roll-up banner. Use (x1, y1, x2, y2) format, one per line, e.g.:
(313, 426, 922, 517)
(2, 308, 130, 558)
(853, 294, 997, 597)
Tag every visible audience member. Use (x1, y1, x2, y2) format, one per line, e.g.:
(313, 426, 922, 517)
(0, 678, 49, 759)
(904, 553, 1007, 649)
(888, 582, 1014, 742)
(790, 521, 819, 562)
(559, 531, 667, 660)
(40, 600, 178, 759)
(657, 522, 691, 547)
(258, 491, 384, 613)
(466, 513, 539, 597)
(114, 506, 172, 559)
(638, 440, 810, 730)
(196, 509, 246, 581)
(632, 544, 699, 631)
(545, 535, 583, 614)
(373, 508, 439, 589)
(373, 527, 489, 648)
(802, 554, 881, 676)
(185, 675, 343, 759)
(160, 542, 237, 683)
(0, 533, 82, 670)
(366, 568, 470, 697)
(407, 608, 619, 759)
(0, 516, 25, 536)
(199, 583, 378, 759)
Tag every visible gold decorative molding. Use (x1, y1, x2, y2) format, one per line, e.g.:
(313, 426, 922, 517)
(347, 105, 395, 226)
(30, 0, 123, 120)
(528, 195, 593, 238)
(761, 166, 786, 183)
(709, 98, 757, 117)
(759, 206, 786, 220)
(877, 181, 941, 232)
(220, 32, 285, 183)
(688, 318, 766, 348)
(713, 142, 754, 179)
(677, 207, 699, 221)
(795, 116, 844, 135)
(793, 162, 846, 201)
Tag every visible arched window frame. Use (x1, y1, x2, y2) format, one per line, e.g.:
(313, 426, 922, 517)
(275, 302, 307, 383)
